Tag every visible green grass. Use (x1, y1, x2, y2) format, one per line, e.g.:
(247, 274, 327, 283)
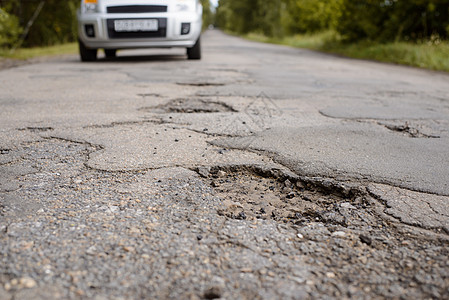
(244, 31, 449, 72)
(0, 43, 77, 60)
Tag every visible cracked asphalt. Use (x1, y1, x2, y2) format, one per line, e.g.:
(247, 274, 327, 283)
(1, 30, 449, 299)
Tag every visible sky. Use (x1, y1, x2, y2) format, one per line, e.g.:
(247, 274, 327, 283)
(210, 0, 218, 7)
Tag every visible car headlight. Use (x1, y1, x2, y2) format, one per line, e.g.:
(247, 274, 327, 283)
(175, 0, 195, 12)
(82, 0, 98, 14)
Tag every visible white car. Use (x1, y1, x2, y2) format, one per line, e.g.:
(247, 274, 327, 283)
(77, 0, 202, 61)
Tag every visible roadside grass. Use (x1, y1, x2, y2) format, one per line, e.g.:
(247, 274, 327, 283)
(244, 31, 449, 72)
(0, 43, 77, 60)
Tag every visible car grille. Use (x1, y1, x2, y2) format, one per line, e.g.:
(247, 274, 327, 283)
(107, 18, 167, 39)
(107, 5, 167, 14)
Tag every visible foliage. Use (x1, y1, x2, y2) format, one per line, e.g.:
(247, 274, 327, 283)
(336, 0, 449, 42)
(1, 0, 79, 47)
(200, 0, 213, 30)
(217, 0, 449, 42)
(216, 0, 284, 37)
(0, 8, 22, 48)
(283, 0, 342, 34)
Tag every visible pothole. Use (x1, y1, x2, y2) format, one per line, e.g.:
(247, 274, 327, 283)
(0, 149, 10, 155)
(83, 120, 163, 129)
(176, 82, 226, 87)
(202, 166, 376, 227)
(137, 93, 162, 98)
(140, 98, 237, 114)
(381, 122, 440, 138)
(19, 127, 54, 133)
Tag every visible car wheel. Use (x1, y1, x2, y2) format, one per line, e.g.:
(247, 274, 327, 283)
(78, 39, 97, 62)
(187, 37, 201, 60)
(104, 49, 117, 59)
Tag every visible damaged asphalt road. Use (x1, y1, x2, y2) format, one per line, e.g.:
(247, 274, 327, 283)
(1, 30, 449, 299)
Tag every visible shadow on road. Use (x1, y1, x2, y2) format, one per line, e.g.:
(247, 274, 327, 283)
(97, 54, 187, 63)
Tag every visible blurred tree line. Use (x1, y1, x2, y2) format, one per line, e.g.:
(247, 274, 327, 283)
(0, 0, 212, 49)
(216, 0, 449, 42)
(0, 0, 79, 48)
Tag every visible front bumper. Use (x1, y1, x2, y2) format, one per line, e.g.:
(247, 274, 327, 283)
(78, 11, 202, 49)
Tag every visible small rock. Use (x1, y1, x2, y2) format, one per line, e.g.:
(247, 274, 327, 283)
(291, 277, 306, 284)
(19, 277, 37, 289)
(123, 246, 134, 253)
(211, 181, 220, 188)
(326, 272, 336, 279)
(340, 202, 356, 209)
(401, 240, 411, 246)
(360, 235, 372, 245)
(86, 246, 97, 255)
(236, 212, 246, 220)
(217, 170, 227, 177)
(297, 233, 304, 240)
(197, 235, 203, 241)
(197, 167, 210, 178)
(296, 181, 305, 189)
(286, 192, 295, 199)
(331, 231, 346, 238)
(4, 282, 12, 291)
(203, 286, 222, 299)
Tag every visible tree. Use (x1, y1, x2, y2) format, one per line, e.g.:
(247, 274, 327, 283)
(216, 0, 284, 37)
(201, 0, 213, 29)
(284, 0, 343, 34)
(0, 8, 22, 48)
(1, 0, 79, 47)
(336, 0, 449, 42)
(216, 0, 449, 42)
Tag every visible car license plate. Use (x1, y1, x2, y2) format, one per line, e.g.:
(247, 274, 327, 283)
(114, 19, 158, 32)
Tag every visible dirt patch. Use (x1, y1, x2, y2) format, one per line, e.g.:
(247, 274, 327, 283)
(141, 98, 237, 114)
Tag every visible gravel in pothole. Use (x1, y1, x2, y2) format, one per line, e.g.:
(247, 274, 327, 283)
(140, 98, 236, 114)
(208, 168, 372, 226)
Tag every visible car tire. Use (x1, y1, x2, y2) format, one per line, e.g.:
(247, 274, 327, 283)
(187, 37, 201, 60)
(104, 49, 117, 59)
(79, 39, 97, 62)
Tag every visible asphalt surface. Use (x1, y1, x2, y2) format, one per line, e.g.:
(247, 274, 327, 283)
(1, 30, 448, 299)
